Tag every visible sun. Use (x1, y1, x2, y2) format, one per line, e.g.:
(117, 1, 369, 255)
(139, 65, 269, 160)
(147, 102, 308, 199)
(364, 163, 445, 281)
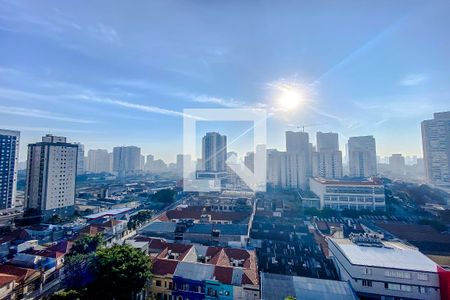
(277, 87, 304, 110)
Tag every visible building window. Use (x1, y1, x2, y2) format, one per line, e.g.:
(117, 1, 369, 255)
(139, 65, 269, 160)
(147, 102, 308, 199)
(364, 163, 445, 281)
(385, 283, 412, 292)
(417, 273, 428, 281)
(419, 286, 427, 294)
(362, 268, 372, 275)
(156, 280, 161, 287)
(362, 280, 372, 287)
(384, 270, 411, 279)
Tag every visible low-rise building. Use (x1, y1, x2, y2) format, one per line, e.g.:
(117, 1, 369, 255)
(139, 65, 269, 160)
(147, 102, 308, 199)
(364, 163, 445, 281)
(328, 234, 446, 300)
(132, 237, 259, 300)
(309, 177, 386, 211)
(260, 272, 358, 300)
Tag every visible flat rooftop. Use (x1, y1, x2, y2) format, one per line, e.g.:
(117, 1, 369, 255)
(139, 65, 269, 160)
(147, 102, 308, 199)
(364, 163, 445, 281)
(329, 237, 438, 272)
(84, 207, 133, 220)
(312, 177, 383, 186)
(261, 273, 358, 300)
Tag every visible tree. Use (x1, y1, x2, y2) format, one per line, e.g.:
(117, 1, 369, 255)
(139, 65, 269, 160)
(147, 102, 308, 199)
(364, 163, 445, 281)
(48, 289, 85, 300)
(153, 189, 175, 203)
(127, 210, 153, 230)
(49, 214, 62, 224)
(284, 296, 296, 300)
(63, 253, 95, 289)
(63, 234, 103, 289)
(68, 234, 103, 257)
(87, 244, 152, 300)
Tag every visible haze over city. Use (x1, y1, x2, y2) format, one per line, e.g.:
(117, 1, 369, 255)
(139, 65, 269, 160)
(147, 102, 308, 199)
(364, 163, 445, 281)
(1, 2, 450, 300)
(1, 0, 450, 162)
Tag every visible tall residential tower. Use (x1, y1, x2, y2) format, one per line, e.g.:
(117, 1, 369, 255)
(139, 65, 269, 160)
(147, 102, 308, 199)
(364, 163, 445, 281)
(0, 129, 20, 211)
(422, 111, 450, 189)
(348, 136, 377, 177)
(314, 132, 343, 179)
(202, 132, 227, 172)
(25, 134, 78, 219)
(112, 146, 141, 176)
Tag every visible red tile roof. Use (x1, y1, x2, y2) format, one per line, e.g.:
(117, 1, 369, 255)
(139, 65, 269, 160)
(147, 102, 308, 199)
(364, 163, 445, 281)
(210, 249, 230, 267)
(47, 240, 73, 254)
(0, 229, 31, 244)
(80, 225, 105, 236)
(152, 259, 179, 276)
(134, 236, 167, 251)
(156, 244, 193, 261)
(0, 265, 37, 283)
(0, 274, 16, 287)
(213, 265, 233, 284)
(24, 249, 64, 259)
(375, 221, 450, 243)
(242, 268, 259, 285)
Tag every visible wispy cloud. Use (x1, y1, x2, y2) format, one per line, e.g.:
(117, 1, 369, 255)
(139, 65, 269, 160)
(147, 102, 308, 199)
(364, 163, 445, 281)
(180, 93, 247, 108)
(91, 23, 119, 44)
(400, 73, 428, 86)
(0, 105, 97, 124)
(110, 78, 265, 109)
(75, 93, 200, 119)
(0, 125, 97, 134)
(0, 87, 47, 100)
(0, 2, 119, 45)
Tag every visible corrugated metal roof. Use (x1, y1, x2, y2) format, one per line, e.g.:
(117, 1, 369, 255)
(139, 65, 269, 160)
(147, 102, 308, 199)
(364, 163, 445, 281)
(186, 224, 248, 235)
(139, 221, 177, 233)
(174, 261, 215, 281)
(261, 273, 358, 300)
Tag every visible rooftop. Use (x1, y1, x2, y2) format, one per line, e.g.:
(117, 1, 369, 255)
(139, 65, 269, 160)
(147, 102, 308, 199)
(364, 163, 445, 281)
(312, 177, 383, 186)
(84, 207, 133, 220)
(163, 206, 250, 223)
(261, 273, 358, 300)
(329, 237, 438, 272)
(185, 224, 248, 235)
(139, 221, 178, 234)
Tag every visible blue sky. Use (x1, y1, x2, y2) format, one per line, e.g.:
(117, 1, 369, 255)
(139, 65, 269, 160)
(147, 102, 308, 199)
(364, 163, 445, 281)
(1, 0, 449, 162)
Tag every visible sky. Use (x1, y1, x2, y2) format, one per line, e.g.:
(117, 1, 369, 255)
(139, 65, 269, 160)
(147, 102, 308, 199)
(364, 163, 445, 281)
(1, 0, 450, 163)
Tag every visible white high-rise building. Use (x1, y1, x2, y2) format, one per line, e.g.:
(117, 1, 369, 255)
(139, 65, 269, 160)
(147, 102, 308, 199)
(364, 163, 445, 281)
(389, 154, 406, 175)
(317, 132, 339, 152)
(25, 134, 77, 219)
(75, 143, 85, 175)
(87, 149, 111, 173)
(284, 131, 312, 189)
(202, 132, 227, 172)
(176, 154, 192, 174)
(422, 111, 450, 189)
(244, 152, 254, 173)
(112, 146, 141, 176)
(348, 136, 377, 177)
(0, 129, 20, 211)
(314, 132, 343, 179)
(140, 155, 145, 171)
(266, 149, 309, 190)
(145, 154, 154, 172)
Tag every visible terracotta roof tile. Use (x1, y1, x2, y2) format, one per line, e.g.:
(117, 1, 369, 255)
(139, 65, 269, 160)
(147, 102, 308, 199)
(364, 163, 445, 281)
(0, 274, 16, 287)
(0, 265, 37, 283)
(213, 265, 233, 284)
(47, 240, 73, 254)
(152, 259, 179, 276)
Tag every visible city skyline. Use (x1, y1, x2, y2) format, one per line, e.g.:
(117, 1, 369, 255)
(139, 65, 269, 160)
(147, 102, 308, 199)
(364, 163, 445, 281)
(2, 1, 450, 162)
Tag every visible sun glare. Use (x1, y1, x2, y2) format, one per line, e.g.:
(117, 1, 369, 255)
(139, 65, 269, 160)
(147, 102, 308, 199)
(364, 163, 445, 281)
(277, 86, 304, 110)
